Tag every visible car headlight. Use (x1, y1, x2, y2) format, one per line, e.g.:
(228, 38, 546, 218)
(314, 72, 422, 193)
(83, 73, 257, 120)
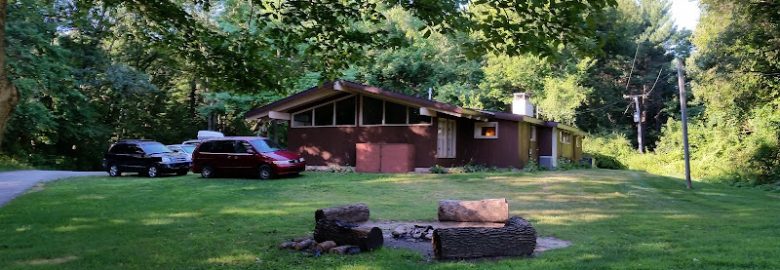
(161, 157, 172, 163)
(272, 160, 290, 165)
(299, 157, 305, 162)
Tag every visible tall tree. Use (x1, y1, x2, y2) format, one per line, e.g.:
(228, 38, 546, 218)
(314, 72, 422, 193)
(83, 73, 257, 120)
(0, 0, 19, 150)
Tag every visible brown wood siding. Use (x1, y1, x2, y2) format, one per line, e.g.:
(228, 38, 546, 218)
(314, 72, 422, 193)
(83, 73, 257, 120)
(288, 125, 436, 167)
(558, 131, 575, 160)
(434, 118, 521, 168)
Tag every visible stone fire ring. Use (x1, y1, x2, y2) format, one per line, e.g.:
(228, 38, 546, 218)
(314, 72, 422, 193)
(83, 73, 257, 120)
(359, 220, 572, 260)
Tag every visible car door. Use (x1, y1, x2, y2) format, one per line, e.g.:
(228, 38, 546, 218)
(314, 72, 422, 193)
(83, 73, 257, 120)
(127, 145, 146, 171)
(230, 140, 257, 172)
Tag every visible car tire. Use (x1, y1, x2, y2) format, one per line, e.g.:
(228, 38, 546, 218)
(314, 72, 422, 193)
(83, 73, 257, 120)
(146, 165, 159, 178)
(177, 169, 188, 176)
(258, 164, 274, 180)
(201, 165, 215, 178)
(108, 164, 121, 177)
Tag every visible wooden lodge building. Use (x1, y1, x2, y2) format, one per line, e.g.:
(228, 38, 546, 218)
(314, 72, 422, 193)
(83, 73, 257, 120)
(246, 81, 585, 173)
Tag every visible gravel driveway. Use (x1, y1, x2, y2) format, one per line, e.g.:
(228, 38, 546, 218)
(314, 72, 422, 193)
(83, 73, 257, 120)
(0, 170, 104, 206)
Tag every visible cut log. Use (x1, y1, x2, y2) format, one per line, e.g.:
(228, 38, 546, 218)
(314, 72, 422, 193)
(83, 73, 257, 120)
(432, 216, 537, 260)
(315, 203, 370, 223)
(313, 219, 383, 251)
(438, 198, 509, 223)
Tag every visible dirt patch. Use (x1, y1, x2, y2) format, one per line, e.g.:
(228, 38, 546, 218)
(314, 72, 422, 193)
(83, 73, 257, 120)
(358, 220, 571, 260)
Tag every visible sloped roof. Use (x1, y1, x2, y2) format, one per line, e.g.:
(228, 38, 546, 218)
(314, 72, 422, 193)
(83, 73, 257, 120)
(245, 80, 585, 135)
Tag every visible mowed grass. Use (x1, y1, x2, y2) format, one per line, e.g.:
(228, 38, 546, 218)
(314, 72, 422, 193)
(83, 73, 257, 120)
(1, 170, 779, 270)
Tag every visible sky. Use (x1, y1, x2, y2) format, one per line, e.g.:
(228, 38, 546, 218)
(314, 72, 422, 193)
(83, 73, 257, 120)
(670, 0, 701, 30)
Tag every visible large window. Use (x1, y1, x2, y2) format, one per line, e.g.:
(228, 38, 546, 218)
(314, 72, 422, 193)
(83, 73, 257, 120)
(362, 96, 384, 125)
(314, 103, 334, 126)
(291, 96, 357, 127)
(360, 96, 432, 126)
(335, 97, 356, 125)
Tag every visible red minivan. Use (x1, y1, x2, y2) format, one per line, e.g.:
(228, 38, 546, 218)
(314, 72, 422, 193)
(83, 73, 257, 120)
(192, 137, 305, 179)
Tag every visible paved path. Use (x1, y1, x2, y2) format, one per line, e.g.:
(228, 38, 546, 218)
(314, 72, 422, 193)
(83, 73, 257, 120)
(0, 170, 104, 207)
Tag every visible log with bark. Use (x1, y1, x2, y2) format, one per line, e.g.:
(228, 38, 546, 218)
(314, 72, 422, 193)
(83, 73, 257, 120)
(438, 198, 509, 223)
(315, 203, 370, 223)
(432, 216, 536, 260)
(313, 219, 383, 251)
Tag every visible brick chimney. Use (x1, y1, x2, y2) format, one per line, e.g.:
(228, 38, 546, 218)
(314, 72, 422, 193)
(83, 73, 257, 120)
(512, 93, 534, 117)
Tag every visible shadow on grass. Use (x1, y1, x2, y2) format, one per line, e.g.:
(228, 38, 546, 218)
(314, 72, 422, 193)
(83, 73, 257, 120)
(1, 170, 779, 269)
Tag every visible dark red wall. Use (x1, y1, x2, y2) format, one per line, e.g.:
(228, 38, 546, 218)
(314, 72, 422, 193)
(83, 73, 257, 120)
(288, 125, 436, 167)
(434, 117, 522, 168)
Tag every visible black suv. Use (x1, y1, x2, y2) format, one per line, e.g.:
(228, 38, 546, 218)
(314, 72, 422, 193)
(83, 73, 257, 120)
(103, 140, 191, 177)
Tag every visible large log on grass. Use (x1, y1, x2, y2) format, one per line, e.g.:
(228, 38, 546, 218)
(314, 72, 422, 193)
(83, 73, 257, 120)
(432, 216, 537, 260)
(313, 219, 383, 251)
(315, 203, 370, 223)
(438, 198, 509, 222)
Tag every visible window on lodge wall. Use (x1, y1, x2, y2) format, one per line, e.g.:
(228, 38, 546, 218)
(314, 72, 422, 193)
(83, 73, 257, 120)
(559, 131, 572, 144)
(291, 96, 357, 127)
(474, 122, 498, 139)
(360, 96, 432, 126)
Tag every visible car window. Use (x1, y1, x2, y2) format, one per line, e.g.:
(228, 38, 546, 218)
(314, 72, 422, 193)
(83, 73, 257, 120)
(210, 141, 235, 153)
(109, 144, 128, 154)
(198, 141, 214, 152)
(250, 139, 281, 153)
(181, 145, 196, 153)
(139, 143, 172, 154)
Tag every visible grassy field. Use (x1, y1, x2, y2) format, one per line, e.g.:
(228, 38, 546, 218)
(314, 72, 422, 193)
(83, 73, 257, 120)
(1, 170, 778, 269)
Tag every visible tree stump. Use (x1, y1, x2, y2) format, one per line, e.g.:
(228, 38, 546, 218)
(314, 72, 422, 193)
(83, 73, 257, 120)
(438, 198, 509, 223)
(313, 219, 383, 251)
(432, 216, 537, 260)
(315, 203, 370, 223)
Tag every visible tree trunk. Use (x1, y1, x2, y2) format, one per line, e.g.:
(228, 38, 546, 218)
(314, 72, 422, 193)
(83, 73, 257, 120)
(313, 219, 383, 251)
(188, 78, 197, 119)
(432, 216, 537, 260)
(0, 0, 19, 150)
(438, 198, 509, 223)
(315, 203, 370, 223)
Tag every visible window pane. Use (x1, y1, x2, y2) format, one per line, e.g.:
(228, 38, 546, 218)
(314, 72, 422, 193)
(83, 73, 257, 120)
(198, 142, 213, 152)
(335, 97, 356, 125)
(214, 141, 235, 153)
(385, 101, 407, 124)
(314, 103, 334, 126)
(362, 96, 383, 125)
(481, 127, 496, 137)
(408, 107, 431, 124)
(293, 110, 312, 127)
(250, 139, 282, 153)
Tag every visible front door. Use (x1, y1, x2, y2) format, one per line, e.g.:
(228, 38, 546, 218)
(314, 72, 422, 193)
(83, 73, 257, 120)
(436, 118, 457, 159)
(230, 141, 257, 171)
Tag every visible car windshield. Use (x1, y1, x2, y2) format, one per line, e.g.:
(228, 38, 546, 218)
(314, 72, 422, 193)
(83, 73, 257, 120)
(249, 139, 282, 153)
(140, 143, 172, 154)
(181, 145, 196, 153)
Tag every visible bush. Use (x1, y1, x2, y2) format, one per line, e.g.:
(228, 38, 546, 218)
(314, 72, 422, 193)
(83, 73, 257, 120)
(590, 153, 626, 170)
(523, 160, 542, 172)
(429, 165, 447, 174)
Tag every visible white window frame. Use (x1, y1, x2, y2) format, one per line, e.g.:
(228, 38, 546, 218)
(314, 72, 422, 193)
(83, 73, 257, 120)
(474, 122, 499, 139)
(530, 126, 537, 142)
(559, 131, 572, 144)
(290, 95, 357, 128)
(436, 118, 457, 158)
(359, 95, 432, 127)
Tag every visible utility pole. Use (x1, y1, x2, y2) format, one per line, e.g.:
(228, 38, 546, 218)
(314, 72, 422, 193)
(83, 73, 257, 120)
(676, 59, 693, 189)
(624, 91, 646, 154)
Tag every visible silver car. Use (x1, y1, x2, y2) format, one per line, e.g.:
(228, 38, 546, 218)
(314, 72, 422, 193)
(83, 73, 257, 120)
(166, 144, 196, 162)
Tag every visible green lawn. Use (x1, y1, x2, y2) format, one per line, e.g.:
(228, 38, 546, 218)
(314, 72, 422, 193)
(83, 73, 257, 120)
(1, 170, 779, 269)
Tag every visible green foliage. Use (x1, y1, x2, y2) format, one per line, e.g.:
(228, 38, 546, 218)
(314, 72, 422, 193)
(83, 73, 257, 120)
(429, 164, 447, 174)
(522, 160, 542, 173)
